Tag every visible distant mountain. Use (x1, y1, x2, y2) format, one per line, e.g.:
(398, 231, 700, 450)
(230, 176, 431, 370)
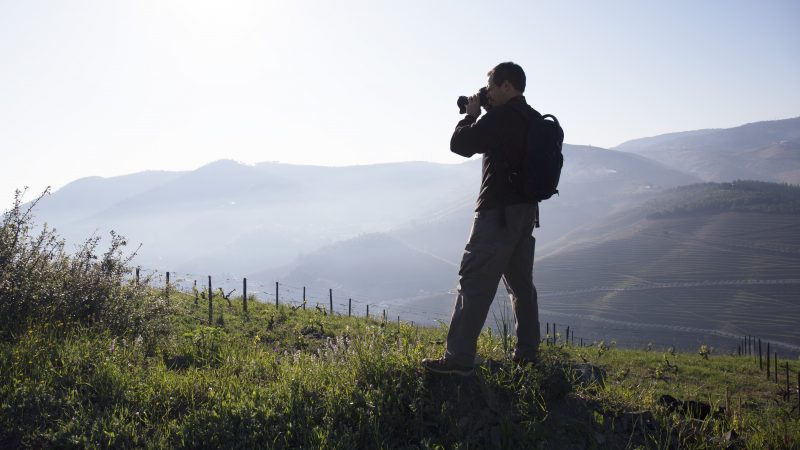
(532, 181, 800, 349)
(257, 233, 456, 303)
(614, 116, 800, 183)
(390, 144, 699, 265)
(252, 144, 699, 310)
(27, 160, 477, 275)
(28, 142, 695, 278)
(21, 118, 800, 351)
(384, 181, 800, 352)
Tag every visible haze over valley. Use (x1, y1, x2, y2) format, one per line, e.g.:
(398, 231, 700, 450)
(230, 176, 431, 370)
(22, 116, 800, 354)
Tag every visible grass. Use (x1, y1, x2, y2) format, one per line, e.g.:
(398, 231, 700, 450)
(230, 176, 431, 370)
(2, 292, 799, 449)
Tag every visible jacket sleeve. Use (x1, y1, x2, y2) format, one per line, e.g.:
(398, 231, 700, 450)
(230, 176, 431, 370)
(450, 111, 502, 158)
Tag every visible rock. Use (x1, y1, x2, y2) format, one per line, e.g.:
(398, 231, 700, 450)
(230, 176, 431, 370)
(618, 410, 659, 434)
(573, 363, 606, 388)
(658, 394, 714, 419)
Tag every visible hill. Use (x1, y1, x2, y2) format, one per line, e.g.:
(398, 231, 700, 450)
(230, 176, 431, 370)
(533, 181, 800, 353)
(2, 291, 798, 448)
(614, 116, 800, 183)
(25, 145, 694, 280)
(2, 202, 798, 449)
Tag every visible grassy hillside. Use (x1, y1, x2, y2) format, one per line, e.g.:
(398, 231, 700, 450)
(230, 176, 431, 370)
(4, 189, 799, 448)
(3, 293, 800, 449)
(534, 182, 800, 352)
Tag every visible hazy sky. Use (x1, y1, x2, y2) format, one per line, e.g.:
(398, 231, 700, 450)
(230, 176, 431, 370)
(2, 0, 798, 209)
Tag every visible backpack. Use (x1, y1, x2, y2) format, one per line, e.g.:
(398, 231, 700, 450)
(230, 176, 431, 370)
(508, 110, 564, 204)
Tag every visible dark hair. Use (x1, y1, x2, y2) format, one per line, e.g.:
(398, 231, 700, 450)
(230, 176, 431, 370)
(488, 62, 526, 93)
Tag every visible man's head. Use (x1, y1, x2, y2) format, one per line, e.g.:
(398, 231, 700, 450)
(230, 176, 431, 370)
(486, 62, 525, 107)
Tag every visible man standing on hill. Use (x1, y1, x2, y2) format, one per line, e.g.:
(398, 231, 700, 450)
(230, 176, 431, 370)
(423, 62, 541, 376)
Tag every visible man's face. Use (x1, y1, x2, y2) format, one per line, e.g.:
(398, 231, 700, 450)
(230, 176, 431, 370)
(486, 75, 512, 108)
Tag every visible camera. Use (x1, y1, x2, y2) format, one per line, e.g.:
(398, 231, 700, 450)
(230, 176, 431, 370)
(457, 87, 491, 114)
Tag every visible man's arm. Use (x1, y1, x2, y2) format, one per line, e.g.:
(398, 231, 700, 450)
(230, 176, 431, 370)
(450, 110, 500, 158)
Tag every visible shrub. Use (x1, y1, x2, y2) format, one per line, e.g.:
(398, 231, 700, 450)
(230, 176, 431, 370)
(0, 189, 172, 346)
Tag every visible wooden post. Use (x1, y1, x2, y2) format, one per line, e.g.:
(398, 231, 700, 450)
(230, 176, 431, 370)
(737, 344, 741, 356)
(759, 339, 762, 369)
(580, 337, 583, 347)
(243, 278, 247, 313)
(397, 315, 400, 330)
(208, 276, 213, 324)
(774, 352, 778, 383)
(136, 267, 140, 284)
(329, 289, 333, 314)
(275, 282, 279, 308)
(785, 362, 790, 401)
(366, 304, 369, 319)
(383, 309, 386, 322)
(165, 271, 170, 297)
(553, 323, 557, 345)
(194, 280, 198, 305)
(767, 343, 771, 379)
(348, 298, 352, 317)
(302, 287, 306, 310)
(566, 326, 570, 346)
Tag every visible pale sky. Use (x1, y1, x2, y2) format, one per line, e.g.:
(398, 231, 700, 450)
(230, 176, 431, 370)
(2, 0, 799, 209)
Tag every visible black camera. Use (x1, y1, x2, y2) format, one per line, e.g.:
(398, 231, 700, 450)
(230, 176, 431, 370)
(457, 87, 491, 114)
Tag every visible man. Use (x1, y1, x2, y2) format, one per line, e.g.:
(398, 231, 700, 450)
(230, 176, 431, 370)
(423, 62, 541, 376)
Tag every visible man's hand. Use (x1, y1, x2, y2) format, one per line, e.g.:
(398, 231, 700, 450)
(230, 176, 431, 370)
(465, 94, 481, 119)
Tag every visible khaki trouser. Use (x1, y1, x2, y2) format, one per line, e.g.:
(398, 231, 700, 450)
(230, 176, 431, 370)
(444, 203, 540, 365)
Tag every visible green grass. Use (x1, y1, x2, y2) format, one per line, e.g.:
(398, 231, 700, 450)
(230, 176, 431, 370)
(2, 293, 799, 449)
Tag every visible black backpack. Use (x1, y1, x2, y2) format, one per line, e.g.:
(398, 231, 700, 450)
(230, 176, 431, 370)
(508, 110, 564, 204)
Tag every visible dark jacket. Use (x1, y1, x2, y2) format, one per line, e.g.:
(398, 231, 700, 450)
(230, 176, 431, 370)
(450, 95, 541, 211)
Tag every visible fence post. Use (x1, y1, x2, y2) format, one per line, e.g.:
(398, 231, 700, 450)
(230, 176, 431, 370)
(136, 267, 140, 284)
(166, 272, 170, 297)
(243, 278, 247, 313)
(767, 343, 771, 379)
(786, 362, 790, 401)
(348, 298, 352, 317)
(366, 304, 369, 319)
(208, 276, 213, 324)
(303, 287, 306, 310)
(566, 326, 570, 346)
(329, 289, 333, 314)
(553, 323, 557, 345)
(383, 309, 386, 322)
(759, 339, 762, 369)
(194, 280, 198, 305)
(774, 352, 778, 383)
(275, 282, 279, 308)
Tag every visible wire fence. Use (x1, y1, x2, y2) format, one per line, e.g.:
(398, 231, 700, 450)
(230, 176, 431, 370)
(132, 264, 800, 411)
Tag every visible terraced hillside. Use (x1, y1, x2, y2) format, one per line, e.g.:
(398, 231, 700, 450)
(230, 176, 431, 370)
(535, 182, 800, 353)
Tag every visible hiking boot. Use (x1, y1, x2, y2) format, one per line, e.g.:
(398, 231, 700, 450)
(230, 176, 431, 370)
(421, 358, 474, 376)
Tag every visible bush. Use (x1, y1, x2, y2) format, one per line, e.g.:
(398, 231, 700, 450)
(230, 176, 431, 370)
(0, 189, 172, 346)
